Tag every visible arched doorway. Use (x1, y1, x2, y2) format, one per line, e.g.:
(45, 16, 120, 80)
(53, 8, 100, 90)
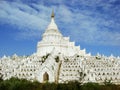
(43, 72, 49, 82)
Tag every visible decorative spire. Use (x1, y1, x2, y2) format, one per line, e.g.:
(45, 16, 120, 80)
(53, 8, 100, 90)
(51, 9, 54, 18)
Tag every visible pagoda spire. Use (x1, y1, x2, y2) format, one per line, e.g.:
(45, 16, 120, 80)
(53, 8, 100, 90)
(51, 9, 55, 18)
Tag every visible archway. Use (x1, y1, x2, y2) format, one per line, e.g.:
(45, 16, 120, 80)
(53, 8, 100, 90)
(43, 72, 49, 82)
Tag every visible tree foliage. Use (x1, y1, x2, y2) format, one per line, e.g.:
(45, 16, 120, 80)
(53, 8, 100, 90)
(55, 56, 59, 63)
(0, 77, 120, 90)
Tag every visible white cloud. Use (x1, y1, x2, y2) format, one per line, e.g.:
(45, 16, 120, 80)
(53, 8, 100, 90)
(0, 1, 49, 31)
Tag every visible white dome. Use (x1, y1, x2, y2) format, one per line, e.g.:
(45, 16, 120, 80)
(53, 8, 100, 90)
(43, 16, 62, 37)
(47, 18, 58, 30)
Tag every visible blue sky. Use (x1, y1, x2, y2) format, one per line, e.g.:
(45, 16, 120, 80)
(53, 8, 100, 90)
(0, 0, 120, 57)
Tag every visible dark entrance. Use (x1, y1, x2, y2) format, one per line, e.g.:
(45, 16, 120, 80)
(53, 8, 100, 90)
(43, 72, 49, 82)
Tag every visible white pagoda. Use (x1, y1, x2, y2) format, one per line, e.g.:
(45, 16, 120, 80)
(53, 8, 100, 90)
(0, 11, 120, 84)
(37, 10, 90, 57)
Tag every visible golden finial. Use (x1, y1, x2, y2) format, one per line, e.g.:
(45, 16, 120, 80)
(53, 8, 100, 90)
(51, 9, 54, 18)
